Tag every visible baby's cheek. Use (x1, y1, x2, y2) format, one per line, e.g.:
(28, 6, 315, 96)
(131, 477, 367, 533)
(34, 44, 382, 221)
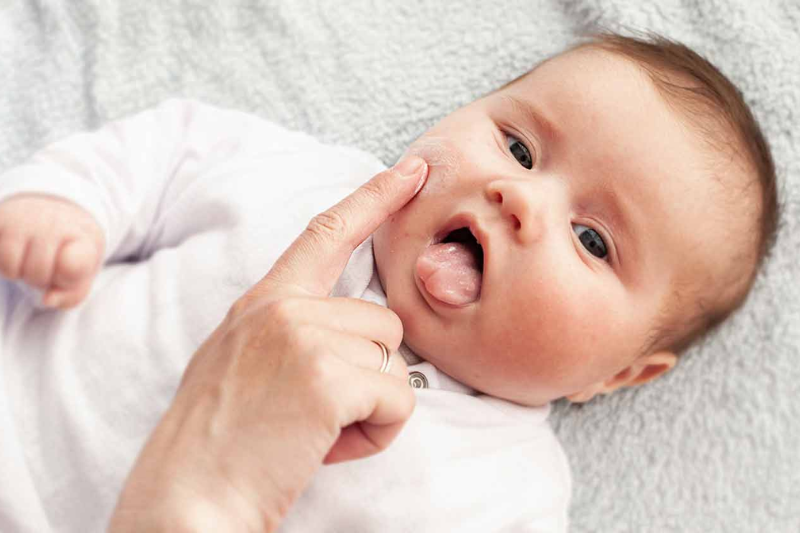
(401, 136, 462, 198)
(546, 286, 638, 384)
(497, 277, 600, 374)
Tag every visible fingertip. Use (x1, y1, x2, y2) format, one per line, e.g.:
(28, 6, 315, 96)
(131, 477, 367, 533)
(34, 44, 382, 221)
(413, 161, 429, 195)
(392, 154, 427, 179)
(42, 289, 64, 308)
(391, 155, 428, 195)
(43, 285, 88, 309)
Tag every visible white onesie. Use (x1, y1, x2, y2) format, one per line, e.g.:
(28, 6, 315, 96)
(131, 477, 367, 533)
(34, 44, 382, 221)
(0, 100, 571, 532)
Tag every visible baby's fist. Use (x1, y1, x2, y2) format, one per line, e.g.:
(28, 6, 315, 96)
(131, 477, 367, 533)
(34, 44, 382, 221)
(0, 194, 105, 309)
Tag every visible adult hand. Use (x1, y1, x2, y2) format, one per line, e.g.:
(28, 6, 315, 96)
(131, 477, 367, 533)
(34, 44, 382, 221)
(107, 156, 429, 533)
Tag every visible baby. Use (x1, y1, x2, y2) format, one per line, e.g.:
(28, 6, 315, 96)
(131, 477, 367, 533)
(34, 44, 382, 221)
(0, 33, 778, 532)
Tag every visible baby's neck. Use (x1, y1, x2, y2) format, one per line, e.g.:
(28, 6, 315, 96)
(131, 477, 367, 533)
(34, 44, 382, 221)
(397, 342, 423, 366)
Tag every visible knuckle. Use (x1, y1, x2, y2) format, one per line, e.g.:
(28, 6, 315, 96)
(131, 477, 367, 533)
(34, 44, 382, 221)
(356, 301, 404, 349)
(306, 210, 349, 243)
(303, 348, 330, 383)
(384, 310, 405, 348)
(302, 351, 339, 405)
(263, 298, 303, 329)
(286, 327, 339, 399)
(225, 296, 252, 324)
(282, 321, 315, 351)
(357, 179, 387, 204)
(228, 296, 303, 329)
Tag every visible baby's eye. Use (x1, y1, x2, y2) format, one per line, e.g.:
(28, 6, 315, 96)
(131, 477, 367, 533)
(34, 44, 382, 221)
(573, 224, 608, 259)
(506, 134, 534, 170)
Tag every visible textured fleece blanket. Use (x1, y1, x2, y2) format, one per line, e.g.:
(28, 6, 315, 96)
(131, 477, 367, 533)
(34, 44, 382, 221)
(0, 1, 797, 531)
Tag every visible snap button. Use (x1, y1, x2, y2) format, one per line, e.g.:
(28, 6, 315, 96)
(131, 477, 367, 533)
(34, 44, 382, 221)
(408, 371, 428, 389)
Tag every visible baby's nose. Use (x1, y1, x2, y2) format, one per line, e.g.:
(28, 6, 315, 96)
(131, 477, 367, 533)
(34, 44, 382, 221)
(485, 179, 547, 244)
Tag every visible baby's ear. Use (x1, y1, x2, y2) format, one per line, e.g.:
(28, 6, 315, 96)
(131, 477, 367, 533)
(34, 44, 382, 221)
(565, 352, 677, 403)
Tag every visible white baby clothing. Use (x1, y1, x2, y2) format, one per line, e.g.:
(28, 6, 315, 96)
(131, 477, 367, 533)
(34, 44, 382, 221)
(0, 99, 571, 532)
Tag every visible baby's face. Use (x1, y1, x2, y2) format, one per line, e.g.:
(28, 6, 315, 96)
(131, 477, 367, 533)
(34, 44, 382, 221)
(373, 47, 739, 406)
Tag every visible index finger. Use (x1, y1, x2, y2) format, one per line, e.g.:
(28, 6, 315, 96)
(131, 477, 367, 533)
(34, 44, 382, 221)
(260, 155, 428, 298)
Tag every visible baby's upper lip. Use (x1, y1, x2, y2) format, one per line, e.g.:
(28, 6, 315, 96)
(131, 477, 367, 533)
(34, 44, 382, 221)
(433, 213, 483, 245)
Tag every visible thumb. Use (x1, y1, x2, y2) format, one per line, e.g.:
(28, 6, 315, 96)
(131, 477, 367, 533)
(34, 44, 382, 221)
(323, 419, 407, 464)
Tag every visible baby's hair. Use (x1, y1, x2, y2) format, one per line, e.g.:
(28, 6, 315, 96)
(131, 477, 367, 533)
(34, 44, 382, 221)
(574, 31, 780, 356)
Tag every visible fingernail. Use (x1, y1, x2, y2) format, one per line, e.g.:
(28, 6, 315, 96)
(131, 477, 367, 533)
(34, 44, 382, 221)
(393, 156, 428, 194)
(393, 155, 427, 179)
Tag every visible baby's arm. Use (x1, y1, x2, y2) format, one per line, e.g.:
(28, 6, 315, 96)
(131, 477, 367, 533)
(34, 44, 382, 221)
(0, 99, 275, 307)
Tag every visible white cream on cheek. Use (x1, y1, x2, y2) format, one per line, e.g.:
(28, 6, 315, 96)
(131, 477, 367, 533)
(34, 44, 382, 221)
(400, 136, 461, 197)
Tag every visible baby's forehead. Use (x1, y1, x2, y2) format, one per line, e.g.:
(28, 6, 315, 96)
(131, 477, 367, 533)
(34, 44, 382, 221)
(513, 45, 643, 90)
(542, 44, 758, 180)
(510, 45, 759, 204)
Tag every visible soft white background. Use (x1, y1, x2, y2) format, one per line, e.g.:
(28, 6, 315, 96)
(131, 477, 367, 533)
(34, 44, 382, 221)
(0, 1, 797, 531)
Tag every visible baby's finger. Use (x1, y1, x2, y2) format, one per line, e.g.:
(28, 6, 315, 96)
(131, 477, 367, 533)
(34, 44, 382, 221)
(21, 237, 58, 289)
(52, 239, 100, 288)
(0, 232, 27, 279)
(257, 156, 428, 300)
(43, 279, 92, 309)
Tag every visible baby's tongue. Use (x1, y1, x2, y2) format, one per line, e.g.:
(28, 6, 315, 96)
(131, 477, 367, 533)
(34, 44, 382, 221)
(416, 242, 481, 306)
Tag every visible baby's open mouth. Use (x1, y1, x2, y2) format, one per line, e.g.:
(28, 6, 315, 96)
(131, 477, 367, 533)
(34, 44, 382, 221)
(440, 227, 484, 271)
(416, 226, 484, 306)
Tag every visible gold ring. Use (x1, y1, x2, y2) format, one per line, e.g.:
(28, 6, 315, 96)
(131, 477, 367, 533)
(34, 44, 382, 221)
(373, 340, 392, 374)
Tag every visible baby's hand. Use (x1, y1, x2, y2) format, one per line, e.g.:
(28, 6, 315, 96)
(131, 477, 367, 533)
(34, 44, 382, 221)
(0, 194, 105, 309)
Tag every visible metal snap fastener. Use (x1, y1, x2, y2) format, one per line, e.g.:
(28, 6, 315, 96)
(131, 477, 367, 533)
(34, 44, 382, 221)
(408, 371, 428, 389)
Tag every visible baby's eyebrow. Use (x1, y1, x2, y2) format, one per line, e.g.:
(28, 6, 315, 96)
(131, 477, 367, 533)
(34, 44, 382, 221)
(501, 94, 559, 144)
